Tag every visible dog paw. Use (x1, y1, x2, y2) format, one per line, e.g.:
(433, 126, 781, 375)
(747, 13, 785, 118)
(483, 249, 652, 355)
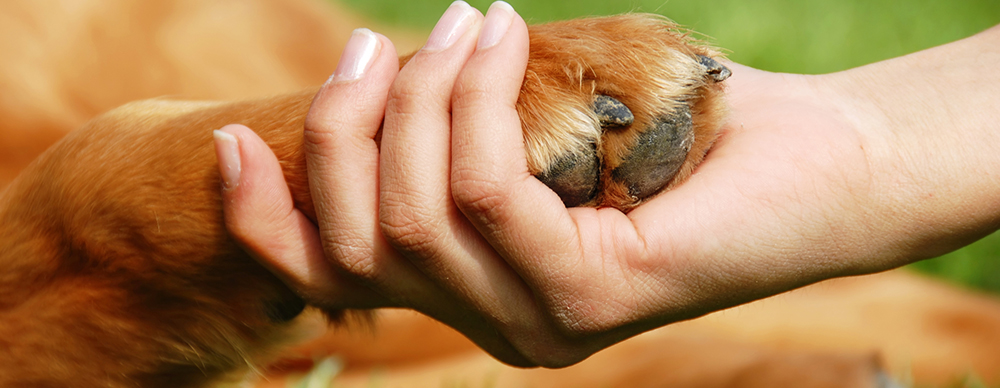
(519, 15, 729, 210)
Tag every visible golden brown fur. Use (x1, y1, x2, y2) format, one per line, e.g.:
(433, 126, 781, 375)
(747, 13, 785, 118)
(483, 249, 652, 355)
(0, 8, 728, 386)
(0, 0, 419, 189)
(0, 94, 313, 386)
(1, 1, 999, 387)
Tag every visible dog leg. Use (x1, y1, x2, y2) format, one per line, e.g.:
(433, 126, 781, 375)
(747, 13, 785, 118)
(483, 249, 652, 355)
(0, 14, 726, 387)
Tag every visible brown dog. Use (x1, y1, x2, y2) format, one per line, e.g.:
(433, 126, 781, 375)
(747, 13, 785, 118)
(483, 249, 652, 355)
(0, 1, 729, 385)
(2, 1, 999, 388)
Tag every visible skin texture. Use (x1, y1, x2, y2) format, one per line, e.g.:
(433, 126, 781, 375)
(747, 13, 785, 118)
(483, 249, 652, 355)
(0, 2, 729, 385)
(3, 0, 996, 386)
(222, 2, 1000, 367)
(221, 2, 730, 366)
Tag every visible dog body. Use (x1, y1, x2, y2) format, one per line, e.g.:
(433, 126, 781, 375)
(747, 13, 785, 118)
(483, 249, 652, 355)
(0, 0, 377, 189)
(1, 4, 732, 383)
(0, 93, 314, 386)
(1, 1, 999, 387)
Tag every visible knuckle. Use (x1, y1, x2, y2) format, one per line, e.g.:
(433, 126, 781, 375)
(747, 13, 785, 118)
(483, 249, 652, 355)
(340, 256, 378, 281)
(302, 120, 343, 155)
(378, 196, 442, 255)
(496, 302, 620, 368)
(451, 88, 496, 118)
(450, 170, 509, 217)
(563, 307, 649, 346)
(452, 79, 491, 105)
(303, 103, 339, 139)
(511, 338, 590, 368)
(533, 353, 588, 369)
(387, 78, 439, 118)
(322, 233, 380, 281)
(543, 292, 626, 339)
(549, 306, 600, 337)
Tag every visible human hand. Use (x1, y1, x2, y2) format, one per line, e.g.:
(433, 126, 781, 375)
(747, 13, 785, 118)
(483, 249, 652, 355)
(217, 1, 583, 366)
(217, 0, 1000, 366)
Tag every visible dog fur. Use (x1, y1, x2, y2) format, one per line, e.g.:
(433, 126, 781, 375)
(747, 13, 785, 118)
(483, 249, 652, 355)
(0, 3, 729, 385)
(1, 1, 999, 387)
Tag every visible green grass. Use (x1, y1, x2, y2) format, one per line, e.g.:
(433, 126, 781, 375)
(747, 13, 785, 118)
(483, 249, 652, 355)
(338, 0, 1000, 294)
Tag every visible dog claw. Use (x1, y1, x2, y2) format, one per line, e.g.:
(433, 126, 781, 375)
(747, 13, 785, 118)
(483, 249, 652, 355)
(697, 55, 731, 83)
(593, 95, 634, 128)
(611, 104, 694, 199)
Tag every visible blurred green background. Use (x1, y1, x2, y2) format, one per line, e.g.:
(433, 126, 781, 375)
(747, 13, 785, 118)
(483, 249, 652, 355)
(340, 0, 1000, 294)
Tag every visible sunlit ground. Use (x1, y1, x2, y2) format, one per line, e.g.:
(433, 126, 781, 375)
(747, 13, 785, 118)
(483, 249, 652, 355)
(339, 0, 1000, 294)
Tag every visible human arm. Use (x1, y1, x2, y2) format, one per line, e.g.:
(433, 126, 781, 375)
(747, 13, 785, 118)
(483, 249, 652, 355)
(217, 5, 1000, 366)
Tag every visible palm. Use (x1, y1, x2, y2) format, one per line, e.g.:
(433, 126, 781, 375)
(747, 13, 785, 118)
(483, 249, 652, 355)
(567, 65, 882, 329)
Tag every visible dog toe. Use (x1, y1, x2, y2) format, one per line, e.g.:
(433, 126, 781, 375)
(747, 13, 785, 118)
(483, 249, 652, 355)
(610, 105, 694, 200)
(520, 15, 728, 211)
(535, 95, 640, 207)
(536, 143, 600, 207)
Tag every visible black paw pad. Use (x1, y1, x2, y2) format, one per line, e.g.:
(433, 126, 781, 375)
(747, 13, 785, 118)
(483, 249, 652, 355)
(611, 104, 694, 199)
(536, 144, 600, 207)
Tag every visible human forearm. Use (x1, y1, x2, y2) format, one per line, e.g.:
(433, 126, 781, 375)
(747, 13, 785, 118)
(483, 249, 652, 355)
(819, 24, 1000, 264)
(216, 3, 1000, 365)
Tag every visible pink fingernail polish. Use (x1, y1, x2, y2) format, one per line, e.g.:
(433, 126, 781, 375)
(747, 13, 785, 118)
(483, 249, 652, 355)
(213, 129, 241, 190)
(330, 28, 380, 83)
(424, 1, 477, 52)
(477, 1, 514, 50)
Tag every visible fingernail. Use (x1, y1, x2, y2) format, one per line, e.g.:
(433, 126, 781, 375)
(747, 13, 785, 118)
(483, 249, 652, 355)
(330, 28, 380, 83)
(477, 1, 514, 50)
(423, 1, 477, 52)
(213, 129, 241, 190)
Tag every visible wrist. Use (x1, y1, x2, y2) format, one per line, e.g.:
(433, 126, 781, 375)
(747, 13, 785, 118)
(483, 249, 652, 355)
(817, 25, 1000, 266)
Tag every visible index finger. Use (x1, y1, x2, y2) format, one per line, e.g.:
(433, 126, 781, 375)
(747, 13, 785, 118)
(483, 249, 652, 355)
(448, 3, 651, 333)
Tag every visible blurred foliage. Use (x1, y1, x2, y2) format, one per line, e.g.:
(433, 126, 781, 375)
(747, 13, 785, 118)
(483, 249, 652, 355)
(339, 0, 1000, 293)
(911, 233, 1000, 294)
(341, 0, 1000, 73)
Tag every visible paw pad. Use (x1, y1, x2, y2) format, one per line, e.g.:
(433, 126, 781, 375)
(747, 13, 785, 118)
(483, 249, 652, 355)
(610, 105, 694, 200)
(520, 14, 730, 211)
